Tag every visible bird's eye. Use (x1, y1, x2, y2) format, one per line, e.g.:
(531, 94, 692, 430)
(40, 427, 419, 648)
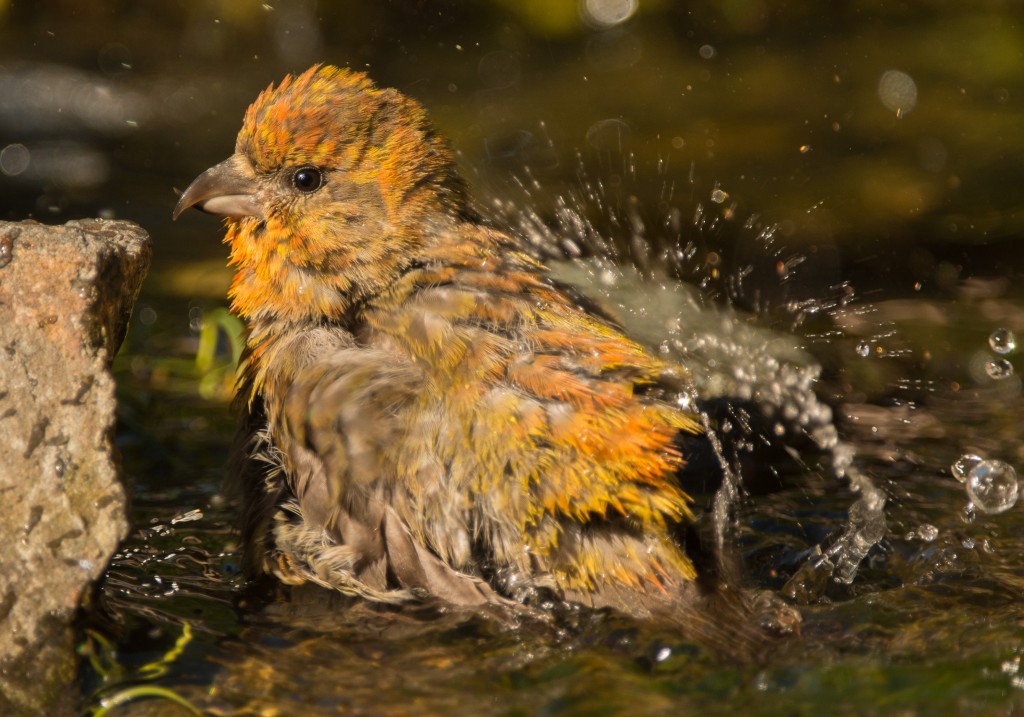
(293, 167, 323, 193)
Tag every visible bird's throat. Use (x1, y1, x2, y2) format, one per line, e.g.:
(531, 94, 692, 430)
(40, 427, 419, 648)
(225, 217, 358, 326)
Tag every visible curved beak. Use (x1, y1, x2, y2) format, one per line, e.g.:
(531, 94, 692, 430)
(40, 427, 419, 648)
(173, 154, 263, 220)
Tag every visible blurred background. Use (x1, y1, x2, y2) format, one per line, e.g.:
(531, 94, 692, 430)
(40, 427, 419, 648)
(4, 1, 1024, 714)
(2, 0, 1022, 290)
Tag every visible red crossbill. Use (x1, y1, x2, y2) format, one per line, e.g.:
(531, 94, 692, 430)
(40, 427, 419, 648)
(174, 65, 763, 646)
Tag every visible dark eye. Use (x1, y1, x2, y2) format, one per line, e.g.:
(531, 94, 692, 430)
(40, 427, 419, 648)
(293, 167, 323, 192)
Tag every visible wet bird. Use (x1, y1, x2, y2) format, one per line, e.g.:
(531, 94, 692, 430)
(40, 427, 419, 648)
(174, 65, 759, 642)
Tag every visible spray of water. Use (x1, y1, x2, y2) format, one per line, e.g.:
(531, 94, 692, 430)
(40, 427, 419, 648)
(478, 143, 887, 602)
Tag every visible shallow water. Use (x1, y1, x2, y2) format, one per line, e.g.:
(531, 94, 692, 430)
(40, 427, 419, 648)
(95, 277, 1024, 716)
(2, 3, 1024, 715)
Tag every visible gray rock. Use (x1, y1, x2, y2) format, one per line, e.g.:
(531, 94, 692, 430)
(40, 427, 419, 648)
(0, 219, 151, 716)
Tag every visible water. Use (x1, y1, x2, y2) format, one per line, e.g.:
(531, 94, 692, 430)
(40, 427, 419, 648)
(98, 275, 1024, 714)
(952, 454, 984, 484)
(95, 181, 1024, 713)
(989, 329, 1017, 356)
(1, 3, 1023, 715)
(966, 460, 1019, 515)
(985, 358, 1015, 380)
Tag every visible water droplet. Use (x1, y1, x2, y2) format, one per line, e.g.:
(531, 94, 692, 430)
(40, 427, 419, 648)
(0, 234, 14, 268)
(585, 118, 631, 151)
(170, 508, 204, 525)
(581, 0, 638, 27)
(878, 69, 918, 116)
(989, 328, 1016, 355)
(855, 341, 870, 358)
(966, 460, 1019, 514)
(985, 357, 1013, 379)
(188, 306, 204, 333)
(961, 503, 977, 524)
(0, 143, 30, 176)
(951, 453, 983, 483)
(916, 523, 939, 541)
(710, 188, 728, 204)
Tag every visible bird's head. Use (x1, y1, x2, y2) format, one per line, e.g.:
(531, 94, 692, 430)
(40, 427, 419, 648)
(174, 65, 467, 324)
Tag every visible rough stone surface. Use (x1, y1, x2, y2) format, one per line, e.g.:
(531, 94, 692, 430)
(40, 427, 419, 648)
(0, 219, 151, 716)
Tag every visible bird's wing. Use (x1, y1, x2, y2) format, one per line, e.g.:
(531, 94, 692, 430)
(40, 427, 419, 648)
(271, 343, 510, 606)
(360, 252, 706, 601)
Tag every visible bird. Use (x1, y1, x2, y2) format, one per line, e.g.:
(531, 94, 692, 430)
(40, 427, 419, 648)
(174, 64, 769, 647)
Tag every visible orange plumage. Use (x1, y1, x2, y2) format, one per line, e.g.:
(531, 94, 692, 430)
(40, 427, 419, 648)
(175, 65, 754, 634)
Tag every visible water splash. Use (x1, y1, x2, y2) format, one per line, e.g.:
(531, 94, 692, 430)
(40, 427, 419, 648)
(484, 152, 887, 603)
(695, 398, 741, 552)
